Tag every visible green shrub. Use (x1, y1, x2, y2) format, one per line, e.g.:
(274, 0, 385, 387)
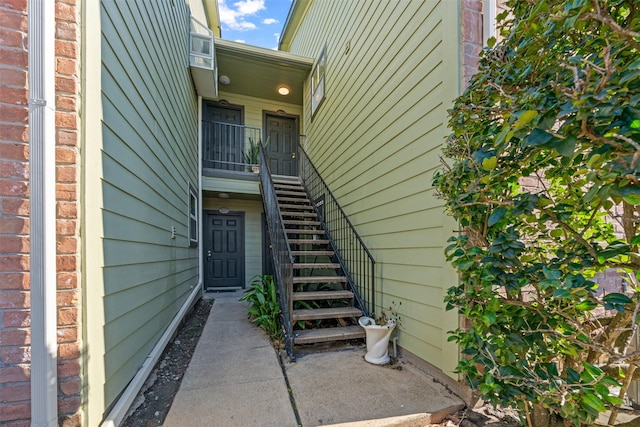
(240, 275, 283, 343)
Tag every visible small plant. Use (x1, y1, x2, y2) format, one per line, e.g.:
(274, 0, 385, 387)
(370, 301, 402, 328)
(242, 137, 269, 165)
(240, 275, 283, 343)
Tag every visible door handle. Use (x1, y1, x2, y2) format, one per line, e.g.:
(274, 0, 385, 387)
(207, 250, 212, 261)
(292, 152, 296, 159)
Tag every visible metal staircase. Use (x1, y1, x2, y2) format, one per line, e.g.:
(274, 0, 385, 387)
(272, 175, 366, 346)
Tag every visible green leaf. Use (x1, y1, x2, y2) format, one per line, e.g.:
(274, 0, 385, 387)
(515, 110, 538, 128)
(575, 300, 598, 311)
(524, 129, 553, 146)
(488, 207, 506, 226)
(580, 393, 606, 414)
(482, 156, 498, 170)
(631, 119, 640, 129)
(603, 293, 632, 305)
(555, 136, 576, 157)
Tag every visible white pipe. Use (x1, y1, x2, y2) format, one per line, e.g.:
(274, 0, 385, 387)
(28, 0, 58, 425)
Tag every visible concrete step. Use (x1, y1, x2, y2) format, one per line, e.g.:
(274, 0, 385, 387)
(293, 325, 365, 345)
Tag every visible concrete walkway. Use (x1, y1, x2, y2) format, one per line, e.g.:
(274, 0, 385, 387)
(164, 291, 464, 427)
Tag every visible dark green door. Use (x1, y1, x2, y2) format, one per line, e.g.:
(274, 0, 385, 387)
(265, 113, 298, 176)
(204, 211, 245, 288)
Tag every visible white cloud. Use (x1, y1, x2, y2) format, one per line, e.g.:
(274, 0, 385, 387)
(263, 18, 279, 25)
(218, 0, 265, 31)
(235, 39, 246, 43)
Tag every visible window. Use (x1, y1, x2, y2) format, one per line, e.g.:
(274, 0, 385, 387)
(188, 183, 198, 246)
(311, 46, 326, 117)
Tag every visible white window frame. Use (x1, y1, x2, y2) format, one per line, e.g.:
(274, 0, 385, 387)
(188, 183, 198, 246)
(483, 0, 497, 45)
(311, 45, 326, 118)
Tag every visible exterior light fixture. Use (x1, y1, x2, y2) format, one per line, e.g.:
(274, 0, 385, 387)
(218, 193, 230, 199)
(277, 86, 290, 96)
(219, 75, 231, 85)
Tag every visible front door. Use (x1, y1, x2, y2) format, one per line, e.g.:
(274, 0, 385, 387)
(265, 113, 299, 176)
(204, 211, 245, 289)
(202, 102, 244, 171)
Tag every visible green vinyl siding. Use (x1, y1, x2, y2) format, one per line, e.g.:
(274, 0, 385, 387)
(283, 0, 461, 376)
(97, 0, 198, 412)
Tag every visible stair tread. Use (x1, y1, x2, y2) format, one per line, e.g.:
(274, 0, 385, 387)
(279, 204, 314, 211)
(291, 250, 334, 256)
(278, 197, 311, 203)
(274, 183, 304, 190)
(292, 276, 347, 283)
(283, 220, 321, 226)
(293, 326, 365, 344)
(292, 307, 362, 321)
(289, 239, 330, 244)
(293, 263, 341, 269)
(292, 290, 354, 301)
(286, 229, 325, 234)
(281, 211, 317, 218)
(276, 190, 307, 196)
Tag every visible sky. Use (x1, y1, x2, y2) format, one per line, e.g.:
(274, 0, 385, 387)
(217, 0, 294, 50)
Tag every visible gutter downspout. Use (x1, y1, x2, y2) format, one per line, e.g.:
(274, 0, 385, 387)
(28, 0, 58, 425)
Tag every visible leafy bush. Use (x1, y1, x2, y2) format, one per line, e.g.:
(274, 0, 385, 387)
(433, 1, 639, 426)
(240, 275, 283, 343)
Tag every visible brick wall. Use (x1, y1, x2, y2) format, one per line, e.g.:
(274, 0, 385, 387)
(55, 0, 82, 425)
(0, 0, 82, 425)
(461, 0, 484, 85)
(0, 0, 31, 425)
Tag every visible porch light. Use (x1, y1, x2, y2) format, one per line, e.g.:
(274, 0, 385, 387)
(277, 86, 290, 96)
(218, 193, 230, 199)
(219, 75, 230, 85)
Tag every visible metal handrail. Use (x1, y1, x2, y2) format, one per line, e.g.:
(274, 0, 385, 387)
(297, 144, 375, 317)
(258, 142, 296, 358)
(202, 122, 261, 171)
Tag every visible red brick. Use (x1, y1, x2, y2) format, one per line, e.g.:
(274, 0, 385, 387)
(57, 130, 77, 146)
(0, 329, 30, 346)
(60, 412, 82, 427)
(0, 255, 29, 273)
(0, 402, 30, 423)
(57, 359, 80, 378)
(0, 86, 27, 106)
(0, 127, 29, 145)
(59, 377, 80, 396)
(54, 40, 76, 59)
(55, 2, 77, 23)
(56, 183, 76, 201)
(0, 218, 29, 235)
(56, 219, 76, 236)
(57, 201, 77, 218)
(0, 9, 27, 32)
(0, 160, 28, 179)
(56, 290, 78, 307)
(55, 21, 77, 41)
(0, 290, 29, 308)
(0, 68, 27, 87)
(0, 104, 28, 124)
(55, 75, 76, 94)
(55, 147, 76, 164)
(57, 272, 77, 290)
(3, 420, 30, 427)
(56, 165, 76, 183)
(56, 95, 76, 111)
(3, 310, 29, 327)
(57, 307, 77, 325)
(55, 57, 76, 76)
(56, 327, 77, 343)
(0, 236, 28, 252)
(1, 198, 29, 216)
(0, 28, 24, 49)
(55, 111, 77, 129)
(0, 384, 30, 402)
(0, 180, 27, 197)
(58, 342, 80, 359)
(0, 365, 29, 384)
(56, 236, 76, 254)
(58, 396, 81, 417)
(0, 0, 27, 12)
(1, 346, 31, 364)
(56, 254, 76, 272)
(0, 273, 29, 290)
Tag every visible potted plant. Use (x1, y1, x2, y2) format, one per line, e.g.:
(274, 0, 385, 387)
(243, 137, 269, 173)
(358, 302, 400, 365)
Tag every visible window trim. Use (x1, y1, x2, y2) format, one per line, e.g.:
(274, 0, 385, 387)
(310, 45, 326, 118)
(188, 183, 198, 247)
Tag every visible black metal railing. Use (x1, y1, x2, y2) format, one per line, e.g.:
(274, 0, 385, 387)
(297, 144, 375, 317)
(202, 122, 261, 171)
(258, 141, 296, 358)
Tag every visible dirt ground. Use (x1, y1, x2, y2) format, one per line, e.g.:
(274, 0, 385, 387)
(121, 298, 213, 427)
(120, 297, 520, 427)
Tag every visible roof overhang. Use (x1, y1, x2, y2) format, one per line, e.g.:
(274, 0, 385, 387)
(214, 38, 313, 104)
(279, 0, 311, 52)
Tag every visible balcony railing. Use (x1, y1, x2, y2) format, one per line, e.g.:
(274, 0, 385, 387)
(202, 122, 261, 172)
